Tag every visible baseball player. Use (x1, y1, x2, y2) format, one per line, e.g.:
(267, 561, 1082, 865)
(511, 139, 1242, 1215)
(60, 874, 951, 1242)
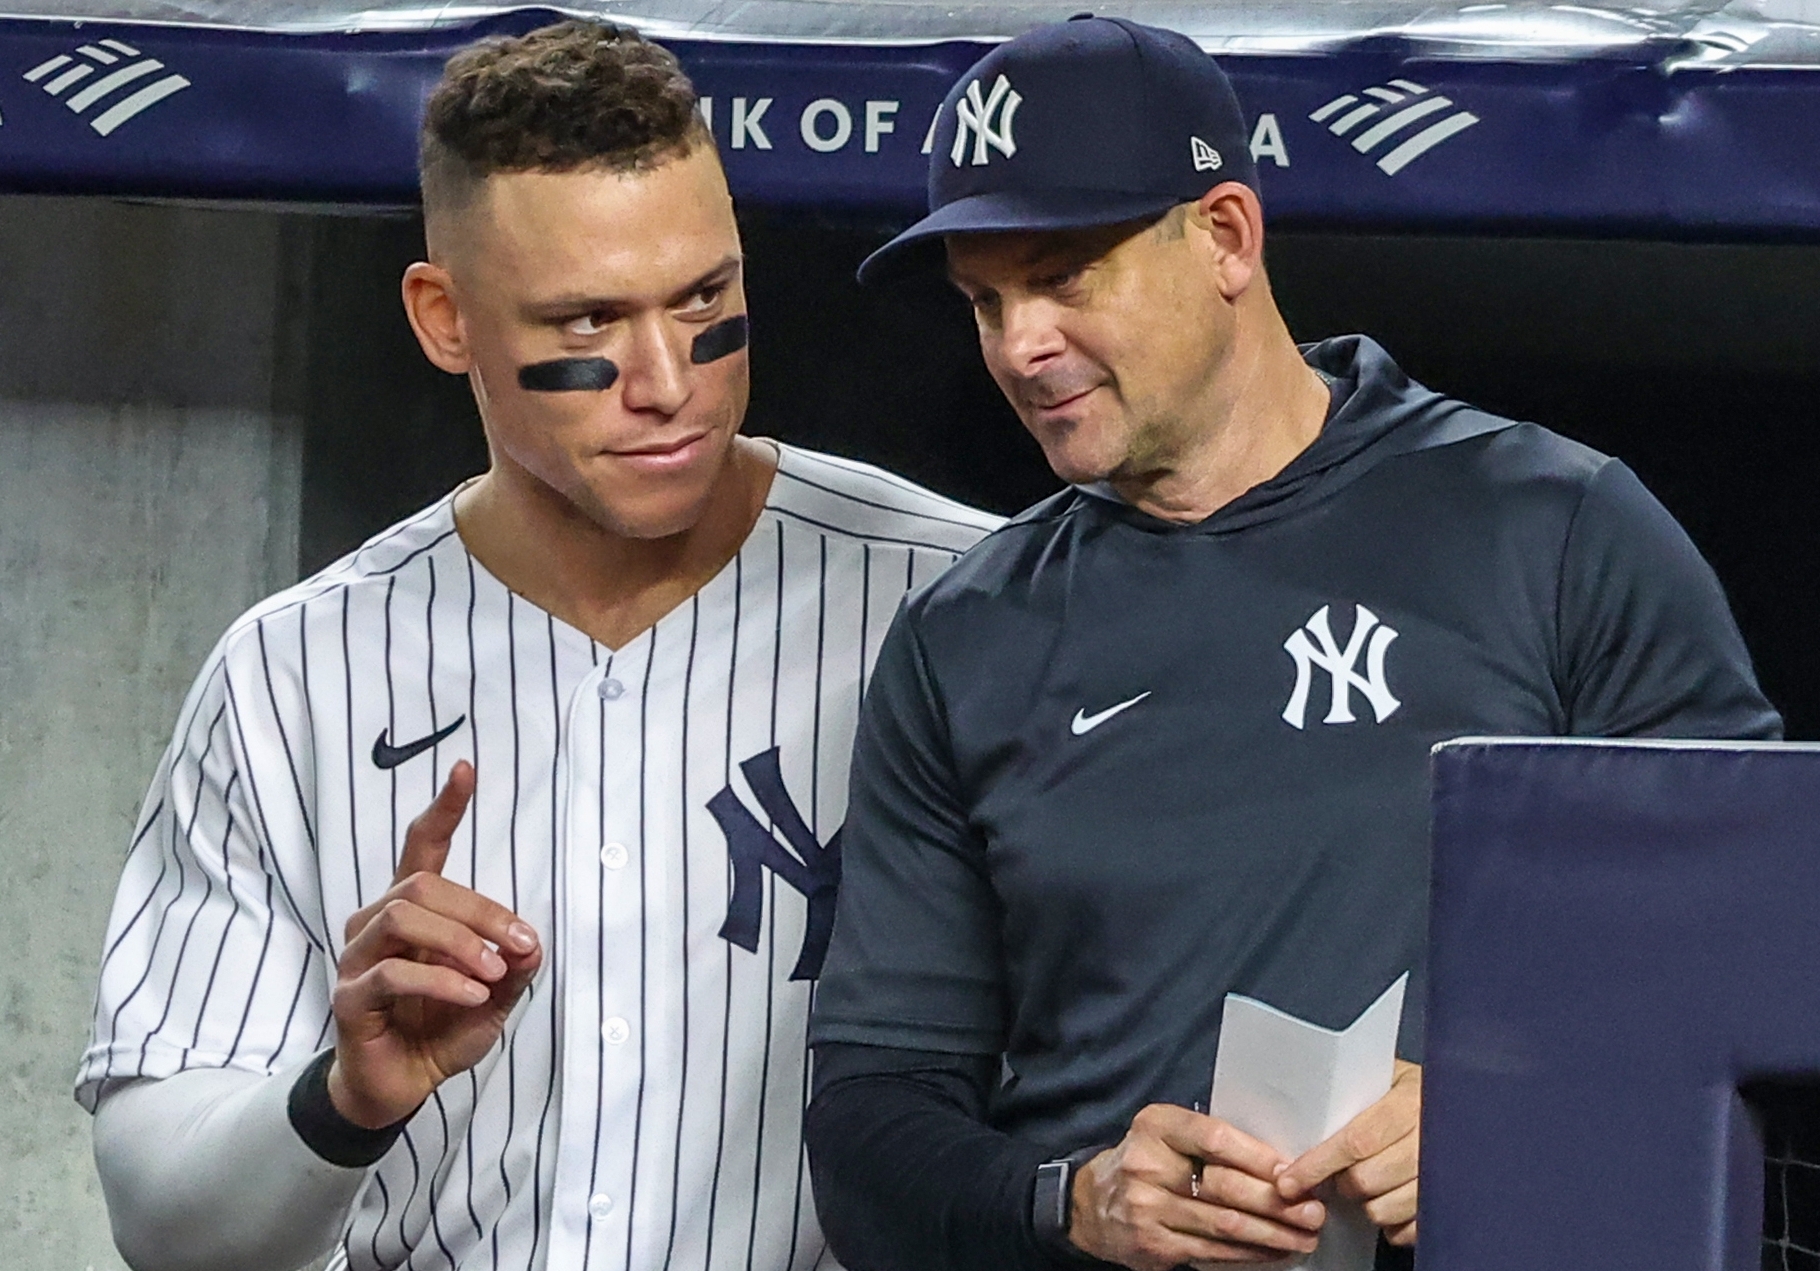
(75, 21, 996, 1271)
(805, 17, 1780, 1271)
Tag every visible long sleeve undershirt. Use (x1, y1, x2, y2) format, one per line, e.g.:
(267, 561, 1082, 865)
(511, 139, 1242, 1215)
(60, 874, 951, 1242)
(806, 1041, 1113, 1271)
(92, 1062, 365, 1271)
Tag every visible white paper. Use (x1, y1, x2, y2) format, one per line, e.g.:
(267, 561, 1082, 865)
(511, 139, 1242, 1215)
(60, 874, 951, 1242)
(1206, 974, 1408, 1271)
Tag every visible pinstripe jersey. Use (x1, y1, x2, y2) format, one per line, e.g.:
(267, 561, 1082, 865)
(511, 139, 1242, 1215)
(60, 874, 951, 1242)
(76, 441, 1001, 1271)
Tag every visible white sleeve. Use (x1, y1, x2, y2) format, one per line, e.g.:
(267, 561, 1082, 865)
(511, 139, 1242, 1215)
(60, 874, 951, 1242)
(93, 1063, 365, 1271)
(77, 637, 336, 1108)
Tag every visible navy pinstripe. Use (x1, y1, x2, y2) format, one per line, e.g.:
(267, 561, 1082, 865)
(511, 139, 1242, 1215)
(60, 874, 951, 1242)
(78, 443, 1001, 1270)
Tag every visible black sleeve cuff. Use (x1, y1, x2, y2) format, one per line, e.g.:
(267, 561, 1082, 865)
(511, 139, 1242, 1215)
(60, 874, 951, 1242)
(286, 1049, 411, 1168)
(1032, 1145, 1115, 1264)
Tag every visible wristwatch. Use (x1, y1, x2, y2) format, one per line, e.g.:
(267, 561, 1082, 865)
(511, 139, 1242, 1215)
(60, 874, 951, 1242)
(1031, 1145, 1107, 1259)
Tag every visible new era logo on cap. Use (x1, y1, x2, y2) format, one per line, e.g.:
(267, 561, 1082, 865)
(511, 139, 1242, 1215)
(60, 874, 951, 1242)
(951, 73, 1022, 167)
(1191, 136, 1223, 172)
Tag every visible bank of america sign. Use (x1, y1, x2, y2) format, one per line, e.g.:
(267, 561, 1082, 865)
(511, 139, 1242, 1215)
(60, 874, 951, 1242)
(23, 38, 189, 136)
(1310, 79, 1479, 175)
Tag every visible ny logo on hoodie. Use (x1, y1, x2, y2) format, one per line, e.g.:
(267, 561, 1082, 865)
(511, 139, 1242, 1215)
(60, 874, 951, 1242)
(1282, 604, 1402, 730)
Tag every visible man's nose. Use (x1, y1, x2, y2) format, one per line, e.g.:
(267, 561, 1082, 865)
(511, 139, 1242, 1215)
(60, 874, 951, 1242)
(995, 297, 1068, 374)
(615, 316, 692, 416)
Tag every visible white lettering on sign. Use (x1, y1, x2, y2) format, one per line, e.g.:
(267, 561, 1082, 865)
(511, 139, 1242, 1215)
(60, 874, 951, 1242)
(800, 98, 853, 152)
(865, 100, 899, 153)
(689, 94, 1299, 168)
(1250, 113, 1290, 167)
(732, 97, 773, 150)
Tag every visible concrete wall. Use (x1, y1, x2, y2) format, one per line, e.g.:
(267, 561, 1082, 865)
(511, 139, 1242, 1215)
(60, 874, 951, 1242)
(0, 194, 305, 1270)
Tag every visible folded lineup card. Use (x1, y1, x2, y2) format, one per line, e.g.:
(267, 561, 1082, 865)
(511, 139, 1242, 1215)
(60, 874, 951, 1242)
(1208, 973, 1408, 1271)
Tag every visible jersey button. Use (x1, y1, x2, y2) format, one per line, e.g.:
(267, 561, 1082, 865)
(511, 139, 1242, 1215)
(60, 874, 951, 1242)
(588, 1193, 615, 1221)
(598, 678, 626, 701)
(600, 842, 629, 870)
(602, 1016, 631, 1045)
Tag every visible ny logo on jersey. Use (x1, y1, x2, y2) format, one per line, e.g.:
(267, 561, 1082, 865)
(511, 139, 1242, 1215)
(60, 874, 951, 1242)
(951, 73, 1022, 167)
(707, 747, 841, 981)
(1282, 604, 1402, 730)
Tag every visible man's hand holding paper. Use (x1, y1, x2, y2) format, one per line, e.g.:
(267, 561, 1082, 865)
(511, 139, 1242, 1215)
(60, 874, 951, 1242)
(1067, 1104, 1326, 1269)
(1276, 1061, 1422, 1248)
(1205, 976, 1411, 1271)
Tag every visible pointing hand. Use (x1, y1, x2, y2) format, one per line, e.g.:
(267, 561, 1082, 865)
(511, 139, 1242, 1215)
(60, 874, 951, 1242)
(327, 761, 542, 1128)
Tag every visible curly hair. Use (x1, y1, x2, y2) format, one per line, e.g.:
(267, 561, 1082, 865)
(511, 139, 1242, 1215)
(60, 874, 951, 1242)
(420, 20, 709, 223)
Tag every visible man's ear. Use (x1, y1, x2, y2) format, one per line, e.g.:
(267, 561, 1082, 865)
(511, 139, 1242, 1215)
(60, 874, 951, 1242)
(402, 260, 472, 375)
(1186, 181, 1265, 301)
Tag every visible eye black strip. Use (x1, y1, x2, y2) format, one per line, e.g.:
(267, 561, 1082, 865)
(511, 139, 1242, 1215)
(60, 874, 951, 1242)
(517, 358, 620, 393)
(516, 312, 745, 393)
(691, 314, 749, 365)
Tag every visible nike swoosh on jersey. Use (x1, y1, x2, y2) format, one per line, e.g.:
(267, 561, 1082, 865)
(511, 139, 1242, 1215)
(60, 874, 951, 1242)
(372, 716, 467, 770)
(1070, 692, 1152, 736)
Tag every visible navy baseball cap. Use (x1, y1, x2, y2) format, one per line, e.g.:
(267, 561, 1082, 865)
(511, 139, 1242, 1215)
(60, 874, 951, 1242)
(857, 15, 1256, 284)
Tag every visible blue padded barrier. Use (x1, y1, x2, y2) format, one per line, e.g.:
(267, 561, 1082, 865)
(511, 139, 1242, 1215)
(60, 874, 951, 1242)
(1424, 739, 1820, 1271)
(3, 9, 1820, 235)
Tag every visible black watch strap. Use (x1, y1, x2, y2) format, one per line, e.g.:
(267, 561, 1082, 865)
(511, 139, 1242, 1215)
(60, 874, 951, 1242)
(1031, 1144, 1108, 1260)
(286, 1048, 413, 1168)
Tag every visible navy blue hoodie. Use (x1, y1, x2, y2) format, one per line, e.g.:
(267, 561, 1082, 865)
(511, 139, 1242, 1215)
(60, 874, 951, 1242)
(812, 334, 1780, 1157)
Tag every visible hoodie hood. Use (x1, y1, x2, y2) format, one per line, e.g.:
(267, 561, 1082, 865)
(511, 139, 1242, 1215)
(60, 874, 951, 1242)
(1068, 334, 1516, 536)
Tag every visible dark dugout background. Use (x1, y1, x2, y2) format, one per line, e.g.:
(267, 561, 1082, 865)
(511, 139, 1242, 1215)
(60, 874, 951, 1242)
(301, 211, 1820, 739)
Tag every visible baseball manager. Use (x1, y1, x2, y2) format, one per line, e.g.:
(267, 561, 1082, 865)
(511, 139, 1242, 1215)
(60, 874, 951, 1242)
(805, 16, 1780, 1271)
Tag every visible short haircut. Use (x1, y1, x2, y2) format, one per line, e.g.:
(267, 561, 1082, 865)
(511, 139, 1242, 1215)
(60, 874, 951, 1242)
(419, 19, 709, 227)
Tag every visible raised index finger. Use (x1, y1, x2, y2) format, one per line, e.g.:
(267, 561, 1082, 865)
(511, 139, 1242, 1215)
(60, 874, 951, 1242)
(394, 760, 475, 885)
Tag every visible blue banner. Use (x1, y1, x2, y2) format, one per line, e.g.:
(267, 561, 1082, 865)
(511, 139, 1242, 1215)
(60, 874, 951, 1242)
(3, 9, 1819, 236)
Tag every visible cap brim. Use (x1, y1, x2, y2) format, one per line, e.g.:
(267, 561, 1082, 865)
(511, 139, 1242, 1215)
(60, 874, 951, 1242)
(856, 188, 1182, 285)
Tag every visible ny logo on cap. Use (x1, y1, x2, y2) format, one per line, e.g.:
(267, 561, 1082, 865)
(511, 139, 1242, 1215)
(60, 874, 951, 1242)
(951, 73, 1022, 167)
